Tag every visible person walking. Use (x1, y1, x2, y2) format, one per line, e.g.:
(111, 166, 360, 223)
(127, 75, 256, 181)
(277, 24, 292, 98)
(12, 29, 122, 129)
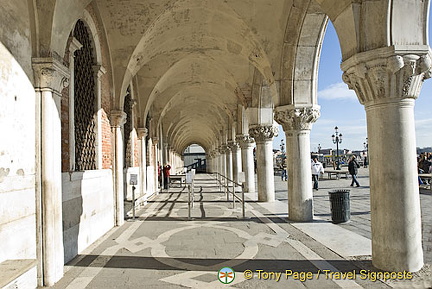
(280, 156, 287, 181)
(348, 155, 360, 187)
(311, 157, 324, 191)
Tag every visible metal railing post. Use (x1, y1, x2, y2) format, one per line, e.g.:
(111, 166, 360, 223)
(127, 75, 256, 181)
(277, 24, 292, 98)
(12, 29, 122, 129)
(132, 185, 136, 220)
(241, 184, 245, 219)
(188, 184, 191, 220)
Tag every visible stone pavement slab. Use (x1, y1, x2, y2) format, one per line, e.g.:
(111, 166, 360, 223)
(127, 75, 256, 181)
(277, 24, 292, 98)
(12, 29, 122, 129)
(50, 173, 431, 289)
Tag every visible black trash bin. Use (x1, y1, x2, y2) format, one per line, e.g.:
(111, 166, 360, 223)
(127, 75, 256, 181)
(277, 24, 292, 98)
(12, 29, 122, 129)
(328, 189, 350, 224)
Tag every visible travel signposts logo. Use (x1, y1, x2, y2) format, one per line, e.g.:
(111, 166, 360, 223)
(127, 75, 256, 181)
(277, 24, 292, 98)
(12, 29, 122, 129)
(218, 267, 235, 284)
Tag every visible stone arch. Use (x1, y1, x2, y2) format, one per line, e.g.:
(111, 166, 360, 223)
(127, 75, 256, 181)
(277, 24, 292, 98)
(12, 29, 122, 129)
(279, 0, 328, 107)
(315, 0, 429, 61)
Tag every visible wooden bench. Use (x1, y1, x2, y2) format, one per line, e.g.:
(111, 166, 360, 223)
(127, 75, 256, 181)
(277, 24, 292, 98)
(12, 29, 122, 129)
(169, 174, 186, 188)
(324, 169, 349, 179)
(419, 173, 432, 190)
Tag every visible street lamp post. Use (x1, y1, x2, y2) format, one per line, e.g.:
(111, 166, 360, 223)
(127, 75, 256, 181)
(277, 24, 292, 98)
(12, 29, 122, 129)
(363, 137, 368, 168)
(332, 126, 343, 170)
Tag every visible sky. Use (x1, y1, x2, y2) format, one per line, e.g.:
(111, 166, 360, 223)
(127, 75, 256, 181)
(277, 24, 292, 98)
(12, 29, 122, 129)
(273, 20, 432, 152)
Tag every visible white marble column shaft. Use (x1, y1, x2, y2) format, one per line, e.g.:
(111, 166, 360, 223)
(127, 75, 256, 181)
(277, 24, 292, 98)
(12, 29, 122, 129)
(231, 143, 241, 183)
(33, 58, 69, 286)
(137, 128, 148, 198)
(238, 136, 255, 193)
(111, 110, 126, 226)
(342, 49, 432, 272)
(249, 125, 277, 202)
(225, 145, 233, 180)
(275, 106, 320, 221)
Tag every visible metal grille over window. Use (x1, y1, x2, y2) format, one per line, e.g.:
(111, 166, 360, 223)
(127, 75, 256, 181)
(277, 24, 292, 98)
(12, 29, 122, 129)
(124, 89, 133, 168)
(73, 20, 96, 171)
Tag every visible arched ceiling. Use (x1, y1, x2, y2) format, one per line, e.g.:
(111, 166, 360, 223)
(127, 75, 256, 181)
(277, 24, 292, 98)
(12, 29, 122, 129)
(39, 0, 338, 154)
(95, 0, 294, 153)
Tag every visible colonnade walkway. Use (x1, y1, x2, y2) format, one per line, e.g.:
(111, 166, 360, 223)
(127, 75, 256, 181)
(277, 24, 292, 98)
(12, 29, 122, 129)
(52, 171, 432, 288)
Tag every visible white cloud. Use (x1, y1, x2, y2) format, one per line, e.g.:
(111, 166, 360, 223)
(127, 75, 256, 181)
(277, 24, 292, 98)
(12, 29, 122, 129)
(318, 82, 357, 101)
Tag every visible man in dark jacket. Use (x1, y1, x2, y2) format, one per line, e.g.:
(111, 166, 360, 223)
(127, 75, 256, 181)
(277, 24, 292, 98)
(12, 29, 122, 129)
(348, 155, 360, 187)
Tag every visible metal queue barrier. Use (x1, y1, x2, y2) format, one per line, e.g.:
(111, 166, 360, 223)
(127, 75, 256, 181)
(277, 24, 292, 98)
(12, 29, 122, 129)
(213, 172, 245, 219)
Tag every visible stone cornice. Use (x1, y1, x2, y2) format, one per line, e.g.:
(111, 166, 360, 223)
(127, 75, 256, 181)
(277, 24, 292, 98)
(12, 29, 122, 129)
(110, 110, 127, 127)
(32, 57, 70, 94)
(341, 46, 432, 105)
(274, 105, 320, 131)
(249, 125, 278, 142)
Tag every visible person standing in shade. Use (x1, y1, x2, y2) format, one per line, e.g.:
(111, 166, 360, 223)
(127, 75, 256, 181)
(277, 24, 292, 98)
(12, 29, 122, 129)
(348, 155, 361, 187)
(311, 157, 324, 191)
(163, 164, 171, 189)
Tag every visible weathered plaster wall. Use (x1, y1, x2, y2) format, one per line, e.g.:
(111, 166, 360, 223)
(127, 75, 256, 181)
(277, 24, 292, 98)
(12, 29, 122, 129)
(0, 43, 36, 263)
(62, 170, 114, 263)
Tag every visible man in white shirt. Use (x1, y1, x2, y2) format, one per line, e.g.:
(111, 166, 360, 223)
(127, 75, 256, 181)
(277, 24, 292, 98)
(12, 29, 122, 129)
(311, 157, 324, 191)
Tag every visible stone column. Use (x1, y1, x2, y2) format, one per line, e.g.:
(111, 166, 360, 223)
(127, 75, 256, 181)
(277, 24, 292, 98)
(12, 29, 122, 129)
(67, 38, 82, 171)
(110, 110, 127, 226)
(231, 141, 241, 183)
(33, 58, 69, 286)
(152, 137, 159, 192)
(249, 125, 278, 202)
(275, 106, 320, 221)
(341, 48, 432, 272)
(163, 143, 169, 165)
(219, 146, 226, 177)
(137, 128, 148, 198)
(206, 153, 212, 173)
(237, 135, 255, 193)
(224, 144, 233, 180)
(93, 65, 106, 169)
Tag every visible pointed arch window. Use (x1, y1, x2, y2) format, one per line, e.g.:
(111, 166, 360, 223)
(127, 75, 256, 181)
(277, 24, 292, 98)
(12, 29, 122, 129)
(124, 88, 133, 168)
(73, 20, 97, 171)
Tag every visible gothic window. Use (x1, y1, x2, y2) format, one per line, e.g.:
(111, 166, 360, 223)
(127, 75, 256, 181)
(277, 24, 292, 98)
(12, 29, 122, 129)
(124, 88, 133, 168)
(73, 20, 96, 171)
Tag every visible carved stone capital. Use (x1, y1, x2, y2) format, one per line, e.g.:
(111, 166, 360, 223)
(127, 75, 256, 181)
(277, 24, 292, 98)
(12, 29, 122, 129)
(222, 143, 232, 153)
(32, 57, 70, 94)
(341, 47, 432, 105)
(93, 64, 107, 78)
(249, 125, 278, 142)
(218, 146, 226, 154)
(236, 134, 255, 148)
(227, 141, 239, 150)
(110, 110, 127, 127)
(274, 105, 320, 131)
(137, 127, 148, 138)
(152, 137, 159, 145)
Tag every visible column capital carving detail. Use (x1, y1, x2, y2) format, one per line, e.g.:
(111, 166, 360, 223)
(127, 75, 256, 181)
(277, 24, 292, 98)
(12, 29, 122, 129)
(137, 128, 148, 138)
(236, 135, 255, 148)
(249, 125, 278, 142)
(110, 110, 127, 127)
(222, 143, 232, 153)
(274, 105, 320, 131)
(341, 47, 432, 105)
(227, 141, 239, 150)
(32, 57, 70, 93)
(152, 137, 159, 145)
